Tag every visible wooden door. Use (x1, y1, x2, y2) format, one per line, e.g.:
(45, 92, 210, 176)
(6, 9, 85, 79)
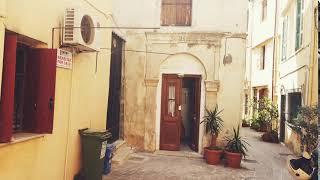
(190, 77, 200, 151)
(160, 74, 182, 151)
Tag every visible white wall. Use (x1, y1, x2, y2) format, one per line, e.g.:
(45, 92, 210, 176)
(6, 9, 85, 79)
(251, 0, 276, 46)
(251, 41, 274, 89)
(246, 0, 276, 99)
(112, 0, 247, 33)
(278, 0, 315, 104)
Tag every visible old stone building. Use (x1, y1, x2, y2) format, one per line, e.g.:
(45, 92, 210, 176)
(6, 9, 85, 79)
(112, 0, 248, 153)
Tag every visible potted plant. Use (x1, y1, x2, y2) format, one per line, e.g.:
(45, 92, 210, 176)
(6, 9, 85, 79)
(242, 119, 250, 127)
(224, 125, 249, 168)
(201, 106, 224, 165)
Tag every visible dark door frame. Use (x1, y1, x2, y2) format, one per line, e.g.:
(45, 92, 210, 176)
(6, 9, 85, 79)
(106, 32, 125, 143)
(279, 95, 286, 142)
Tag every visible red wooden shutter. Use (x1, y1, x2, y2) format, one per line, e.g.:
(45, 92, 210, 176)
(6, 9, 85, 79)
(0, 35, 17, 142)
(24, 49, 57, 133)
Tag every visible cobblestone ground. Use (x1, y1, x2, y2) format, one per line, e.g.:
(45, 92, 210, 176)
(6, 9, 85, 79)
(104, 128, 295, 180)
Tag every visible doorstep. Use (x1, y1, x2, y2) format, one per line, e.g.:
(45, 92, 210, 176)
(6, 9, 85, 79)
(154, 150, 202, 159)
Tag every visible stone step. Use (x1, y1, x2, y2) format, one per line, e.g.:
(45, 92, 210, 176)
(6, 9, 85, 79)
(111, 141, 134, 165)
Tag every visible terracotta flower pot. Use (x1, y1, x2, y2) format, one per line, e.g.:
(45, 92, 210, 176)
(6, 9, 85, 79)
(205, 147, 223, 165)
(225, 151, 242, 168)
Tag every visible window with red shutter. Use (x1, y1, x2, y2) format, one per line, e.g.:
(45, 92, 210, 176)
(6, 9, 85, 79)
(0, 33, 57, 143)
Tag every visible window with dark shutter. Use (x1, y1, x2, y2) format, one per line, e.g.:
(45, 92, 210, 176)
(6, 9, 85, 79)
(161, 0, 192, 26)
(281, 17, 288, 61)
(258, 45, 266, 70)
(287, 92, 302, 121)
(295, 0, 304, 50)
(0, 33, 57, 143)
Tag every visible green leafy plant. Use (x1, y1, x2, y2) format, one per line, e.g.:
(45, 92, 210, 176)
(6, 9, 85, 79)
(201, 106, 224, 136)
(290, 105, 319, 153)
(224, 125, 249, 157)
(250, 98, 279, 132)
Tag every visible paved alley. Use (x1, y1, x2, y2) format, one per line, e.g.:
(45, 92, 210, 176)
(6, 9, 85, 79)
(104, 128, 295, 180)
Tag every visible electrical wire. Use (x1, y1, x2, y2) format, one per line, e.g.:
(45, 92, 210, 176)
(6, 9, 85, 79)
(100, 47, 175, 56)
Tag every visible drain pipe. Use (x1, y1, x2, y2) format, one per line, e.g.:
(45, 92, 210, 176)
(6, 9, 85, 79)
(271, 0, 278, 102)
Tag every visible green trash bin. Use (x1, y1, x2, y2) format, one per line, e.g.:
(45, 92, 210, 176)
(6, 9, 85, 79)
(79, 128, 111, 180)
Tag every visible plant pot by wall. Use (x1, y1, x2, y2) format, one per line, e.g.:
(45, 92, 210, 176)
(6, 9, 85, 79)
(205, 147, 223, 165)
(225, 151, 242, 168)
(261, 132, 279, 143)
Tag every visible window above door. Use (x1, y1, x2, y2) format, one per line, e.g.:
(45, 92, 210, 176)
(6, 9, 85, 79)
(161, 0, 192, 26)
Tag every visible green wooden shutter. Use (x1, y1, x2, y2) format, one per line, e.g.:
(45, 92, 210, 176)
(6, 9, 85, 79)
(295, 0, 301, 50)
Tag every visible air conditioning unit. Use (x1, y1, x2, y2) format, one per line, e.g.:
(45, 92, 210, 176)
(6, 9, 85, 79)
(62, 8, 99, 52)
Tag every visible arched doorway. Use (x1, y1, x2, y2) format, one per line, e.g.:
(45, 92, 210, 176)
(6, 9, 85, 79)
(155, 53, 207, 152)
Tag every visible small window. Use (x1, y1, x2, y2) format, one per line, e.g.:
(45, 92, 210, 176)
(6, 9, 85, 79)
(168, 84, 176, 117)
(258, 46, 266, 70)
(295, 0, 304, 50)
(253, 88, 258, 112)
(161, 0, 192, 26)
(282, 17, 288, 61)
(287, 92, 302, 122)
(261, 0, 267, 21)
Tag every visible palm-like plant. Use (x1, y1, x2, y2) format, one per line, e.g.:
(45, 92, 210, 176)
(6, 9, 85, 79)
(201, 106, 223, 135)
(225, 125, 249, 157)
(201, 106, 223, 146)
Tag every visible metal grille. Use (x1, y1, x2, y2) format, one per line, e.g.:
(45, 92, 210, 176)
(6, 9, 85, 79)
(64, 8, 75, 42)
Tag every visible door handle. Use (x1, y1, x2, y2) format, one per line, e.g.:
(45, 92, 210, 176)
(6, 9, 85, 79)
(49, 97, 54, 111)
(178, 105, 182, 111)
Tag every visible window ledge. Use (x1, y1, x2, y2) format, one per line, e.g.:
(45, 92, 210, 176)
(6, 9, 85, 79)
(0, 133, 44, 148)
(280, 44, 309, 64)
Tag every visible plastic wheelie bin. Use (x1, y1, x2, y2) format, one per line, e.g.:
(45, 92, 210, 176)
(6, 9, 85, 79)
(79, 128, 111, 180)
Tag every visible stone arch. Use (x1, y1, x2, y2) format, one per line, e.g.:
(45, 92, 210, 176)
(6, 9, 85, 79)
(159, 52, 207, 79)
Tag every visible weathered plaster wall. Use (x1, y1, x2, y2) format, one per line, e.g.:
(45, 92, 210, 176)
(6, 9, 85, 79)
(0, 0, 112, 179)
(216, 37, 246, 140)
(112, 0, 248, 152)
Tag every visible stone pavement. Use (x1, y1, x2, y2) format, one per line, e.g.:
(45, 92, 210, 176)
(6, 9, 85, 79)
(103, 128, 295, 180)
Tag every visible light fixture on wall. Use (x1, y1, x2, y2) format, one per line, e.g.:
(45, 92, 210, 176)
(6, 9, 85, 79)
(223, 37, 232, 65)
(223, 54, 232, 65)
